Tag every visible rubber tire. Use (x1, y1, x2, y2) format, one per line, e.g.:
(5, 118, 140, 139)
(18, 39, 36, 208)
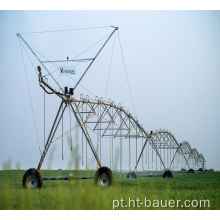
(22, 168, 43, 189)
(94, 166, 113, 187)
(181, 168, 186, 172)
(163, 170, 173, 178)
(188, 169, 195, 174)
(127, 171, 137, 179)
(198, 168, 203, 172)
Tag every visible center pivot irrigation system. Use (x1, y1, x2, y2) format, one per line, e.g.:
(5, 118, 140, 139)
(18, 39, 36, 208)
(17, 26, 206, 189)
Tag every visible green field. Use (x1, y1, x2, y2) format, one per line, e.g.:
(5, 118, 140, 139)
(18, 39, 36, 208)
(0, 170, 219, 210)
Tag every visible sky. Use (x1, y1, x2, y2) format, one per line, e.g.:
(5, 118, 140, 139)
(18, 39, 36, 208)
(0, 10, 220, 171)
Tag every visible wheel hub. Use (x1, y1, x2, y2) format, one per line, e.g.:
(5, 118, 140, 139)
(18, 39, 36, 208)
(26, 174, 38, 189)
(98, 173, 110, 187)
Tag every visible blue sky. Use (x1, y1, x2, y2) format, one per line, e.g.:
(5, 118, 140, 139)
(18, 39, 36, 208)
(0, 10, 220, 171)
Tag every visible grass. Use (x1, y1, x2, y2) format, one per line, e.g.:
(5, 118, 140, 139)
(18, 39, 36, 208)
(0, 169, 219, 210)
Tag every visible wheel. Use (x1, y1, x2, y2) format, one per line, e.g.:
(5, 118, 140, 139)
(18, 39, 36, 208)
(127, 171, 137, 179)
(198, 168, 203, 172)
(163, 170, 173, 178)
(188, 169, 195, 174)
(94, 166, 113, 187)
(181, 168, 186, 172)
(22, 168, 43, 189)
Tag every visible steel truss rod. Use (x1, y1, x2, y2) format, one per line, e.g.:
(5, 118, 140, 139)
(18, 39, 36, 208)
(73, 27, 118, 90)
(134, 139, 148, 171)
(50, 113, 95, 144)
(169, 147, 187, 170)
(17, 33, 63, 92)
(37, 100, 66, 169)
(69, 101, 102, 168)
(148, 136, 166, 170)
(41, 58, 94, 63)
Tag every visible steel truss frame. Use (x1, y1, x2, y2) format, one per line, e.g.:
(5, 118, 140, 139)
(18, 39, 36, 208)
(178, 141, 206, 170)
(17, 27, 206, 179)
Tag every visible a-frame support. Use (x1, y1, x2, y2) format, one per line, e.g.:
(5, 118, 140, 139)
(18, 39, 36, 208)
(37, 67, 102, 170)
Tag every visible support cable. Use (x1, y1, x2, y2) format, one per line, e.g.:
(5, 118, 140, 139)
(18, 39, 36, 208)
(164, 146, 165, 169)
(117, 31, 137, 119)
(82, 102, 84, 166)
(86, 102, 88, 169)
(136, 127, 138, 168)
(148, 142, 149, 169)
(67, 75, 97, 98)
(96, 103, 99, 169)
(142, 137, 144, 171)
(180, 153, 182, 169)
(152, 144, 153, 170)
(62, 102, 64, 160)
(19, 38, 41, 155)
(129, 118, 131, 171)
(69, 104, 73, 151)
(160, 144, 162, 170)
(100, 103, 102, 163)
(120, 110, 122, 172)
(146, 139, 147, 164)
(112, 107, 114, 168)
(170, 147, 171, 169)
(110, 116, 112, 169)
(44, 82, 46, 149)
(104, 32, 116, 100)
(20, 26, 113, 34)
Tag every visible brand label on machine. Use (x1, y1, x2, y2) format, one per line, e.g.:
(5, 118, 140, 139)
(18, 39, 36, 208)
(60, 66, 76, 75)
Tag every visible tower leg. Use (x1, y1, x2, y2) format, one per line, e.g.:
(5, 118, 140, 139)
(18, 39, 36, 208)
(69, 101, 102, 168)
(37, 100, 66, 170)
